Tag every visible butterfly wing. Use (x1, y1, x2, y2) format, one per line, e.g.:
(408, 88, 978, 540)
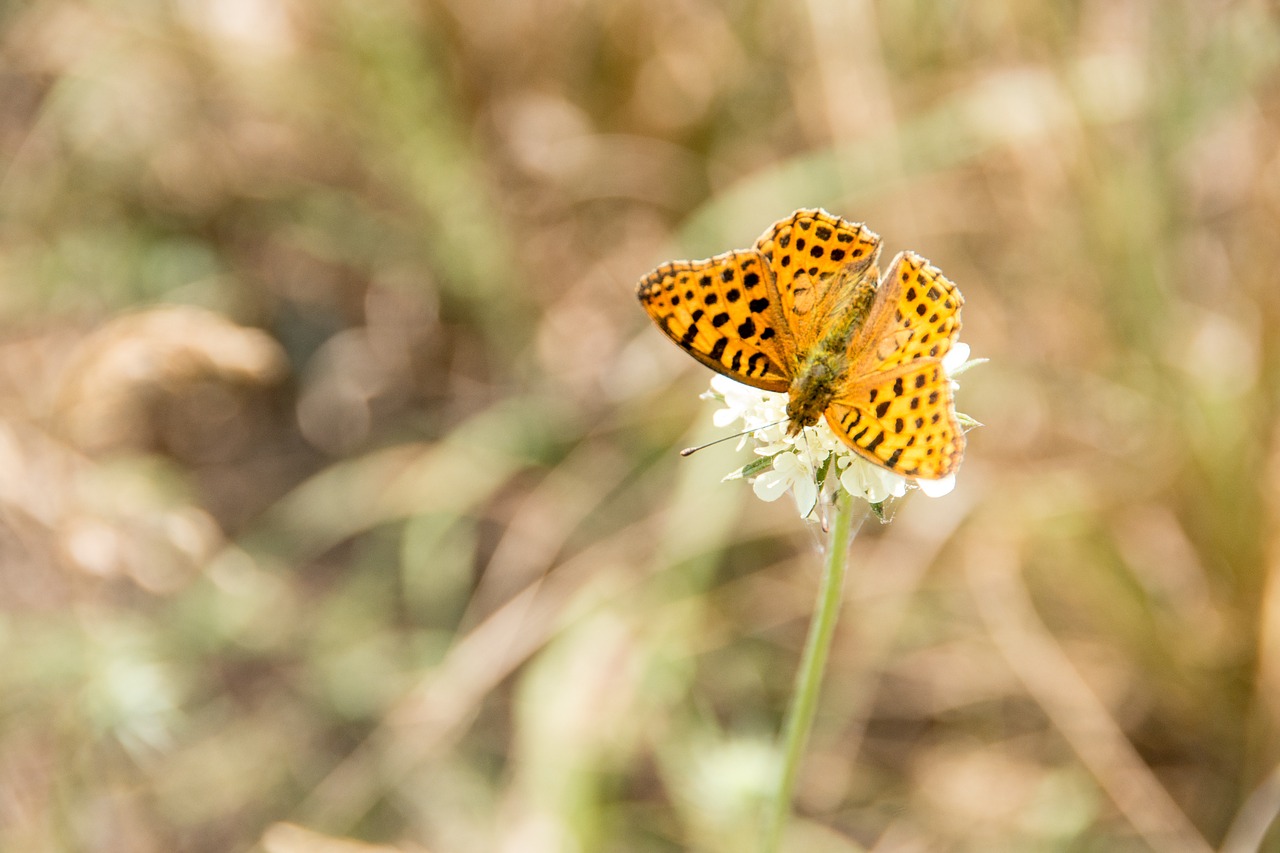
(826, 252, 965, 479)
(849, 251, 963, 373)
(754, 209, 882, 355)
(636, 249, 793, 391)
(825, 360, 963, 478)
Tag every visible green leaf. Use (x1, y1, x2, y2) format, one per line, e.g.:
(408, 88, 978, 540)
(722, 454, 777, 482)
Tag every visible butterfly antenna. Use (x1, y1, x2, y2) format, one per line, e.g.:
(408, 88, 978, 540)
(679, 418, 789, 457)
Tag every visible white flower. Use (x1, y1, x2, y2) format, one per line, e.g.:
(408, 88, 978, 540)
(707, 375, 788, 448)
(709, 375, 762, 428)
(943, 342, 970, 377)
(709, 343, 978, 518)
(752, 450, 818, 515)
(838, 454, 909, 504)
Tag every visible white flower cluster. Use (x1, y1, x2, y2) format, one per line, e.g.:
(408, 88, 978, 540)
(709, 344, 973, 516)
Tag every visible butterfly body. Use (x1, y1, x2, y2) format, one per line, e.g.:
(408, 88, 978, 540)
(637, 209, 965, 480)
(784, 276, 879, 434)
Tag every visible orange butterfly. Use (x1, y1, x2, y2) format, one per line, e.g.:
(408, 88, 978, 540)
(636, 209, 964, 479)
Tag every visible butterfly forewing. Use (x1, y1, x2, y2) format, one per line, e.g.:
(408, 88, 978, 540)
(829, 251, 966, 478)
(636, 249, 791, 391)
(849, 252, 963, 374)
(754, 209, 881, 355)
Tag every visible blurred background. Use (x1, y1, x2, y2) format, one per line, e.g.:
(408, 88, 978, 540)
(2, 0, 1279, 851)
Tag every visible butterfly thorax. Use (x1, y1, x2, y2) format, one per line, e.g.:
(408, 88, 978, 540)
(784, 284, 876, 434)
(785, 327, 855, 435)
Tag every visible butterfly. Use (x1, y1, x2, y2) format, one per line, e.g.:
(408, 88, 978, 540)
(636, 209, 964, 479)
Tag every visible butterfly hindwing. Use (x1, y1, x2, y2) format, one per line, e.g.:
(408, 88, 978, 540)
(636, 249, 791, 391)
(825, 359, 964, 478)
(754, 209, 882, 354)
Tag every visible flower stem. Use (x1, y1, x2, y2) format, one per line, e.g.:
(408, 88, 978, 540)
(762, 494, 863, 852)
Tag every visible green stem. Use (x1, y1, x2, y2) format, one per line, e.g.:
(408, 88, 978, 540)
(762, 494, 863, 852)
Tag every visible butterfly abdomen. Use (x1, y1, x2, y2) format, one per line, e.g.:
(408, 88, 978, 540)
(785, 331, 852, 433)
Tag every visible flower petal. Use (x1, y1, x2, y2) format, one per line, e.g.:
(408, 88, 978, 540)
(917, 474, 956, 498)
(792, 476, 818, 517)
(772, 450, 803, 475)
(710, 375, 743, 396)
(838, 457, 909, 503)
(839, 460, 875, 501)
(943, 342, 971, 376)
(713, 408, 740, 428)
(752, 469, 791, 502)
